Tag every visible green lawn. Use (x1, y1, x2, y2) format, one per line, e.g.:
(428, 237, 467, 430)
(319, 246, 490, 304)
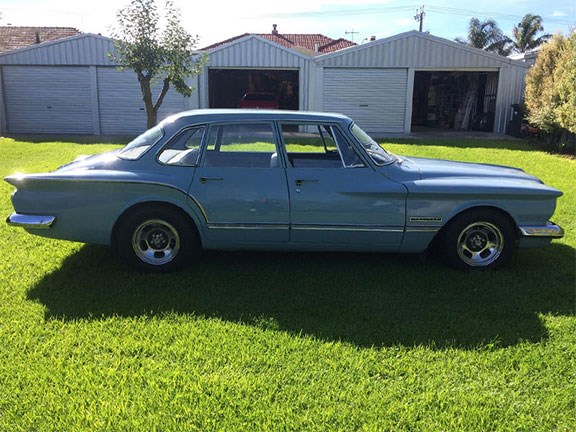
(0, 137, 574, 431)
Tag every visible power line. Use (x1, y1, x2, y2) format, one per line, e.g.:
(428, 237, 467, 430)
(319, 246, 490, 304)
(426, 5, 575, 25)
(265, 4, 575, 26)
(265, 5, 417, 19)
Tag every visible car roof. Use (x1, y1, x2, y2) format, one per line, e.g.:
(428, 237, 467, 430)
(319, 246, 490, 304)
(162, 109, 353, 128)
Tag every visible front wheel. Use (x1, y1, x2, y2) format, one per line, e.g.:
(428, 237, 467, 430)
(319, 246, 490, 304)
(116, 207, 198, 273)
(440, 210, 516, 270)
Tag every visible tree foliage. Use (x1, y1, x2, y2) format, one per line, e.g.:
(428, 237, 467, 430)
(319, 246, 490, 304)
(553, 34, 576, 134)
(525, 33, 576, 152)
(455, 18, 511, 55)
(110, 0, 207, 128)
(512, 14, 551, 53)
(456, 14, 552, 57)
(525, 34, 576, 131)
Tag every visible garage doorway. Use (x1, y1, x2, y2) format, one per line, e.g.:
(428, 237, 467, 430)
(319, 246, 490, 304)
(208, 69, 299, 110)
(411, 71, 499, 132)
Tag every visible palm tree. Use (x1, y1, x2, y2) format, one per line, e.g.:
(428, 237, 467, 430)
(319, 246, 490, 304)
(456, 18, 512, 56)
(512, 14, 551, 53)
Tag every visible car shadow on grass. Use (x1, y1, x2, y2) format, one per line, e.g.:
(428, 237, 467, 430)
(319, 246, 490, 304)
(27, 244, 575, 350)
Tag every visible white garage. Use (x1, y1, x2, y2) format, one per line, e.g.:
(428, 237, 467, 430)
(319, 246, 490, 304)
(0, 33, 190, 136)
(313, 31, 529, 135)
(0, 31, 529, 137)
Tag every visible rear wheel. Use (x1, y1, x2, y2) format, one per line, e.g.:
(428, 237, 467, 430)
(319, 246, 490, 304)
(440, 210, 515, 270)
(116, 206, 198, 273)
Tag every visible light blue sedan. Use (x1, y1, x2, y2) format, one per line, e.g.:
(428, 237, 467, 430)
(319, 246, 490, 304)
(5, 110, 564, 272)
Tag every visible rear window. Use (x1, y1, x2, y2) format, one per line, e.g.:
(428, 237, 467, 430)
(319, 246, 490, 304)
(118, 126, 163, 160)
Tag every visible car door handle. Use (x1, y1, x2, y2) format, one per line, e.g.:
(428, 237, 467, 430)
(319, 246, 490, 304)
(295, 179, 318, 186)
(200, 176, 223, 183)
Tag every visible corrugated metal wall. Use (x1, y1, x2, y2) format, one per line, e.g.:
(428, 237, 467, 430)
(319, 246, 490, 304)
(317, 33, 510, 69)
(315, 31, 529, 133)
(0, 32, 528, 135)
(0, 34, 116, 66)
(208, 37, 309, 69)
(493, 66, 528, 133)
(0, 35, 188, 135)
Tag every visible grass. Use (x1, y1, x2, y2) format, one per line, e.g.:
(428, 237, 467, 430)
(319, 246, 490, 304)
(0, 136, 574, 431)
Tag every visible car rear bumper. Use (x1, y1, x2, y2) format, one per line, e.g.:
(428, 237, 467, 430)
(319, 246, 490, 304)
(6, 212, 56, 229)
(518, 221, 564, 239)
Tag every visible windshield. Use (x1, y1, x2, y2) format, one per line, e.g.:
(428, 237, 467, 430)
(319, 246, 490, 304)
(351, 123, 394, 166)
(117, 126, 163, 160)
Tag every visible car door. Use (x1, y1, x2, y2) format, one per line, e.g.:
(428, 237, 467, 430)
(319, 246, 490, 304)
(280, 122, 407, 248)
(188, 122, 290, 244)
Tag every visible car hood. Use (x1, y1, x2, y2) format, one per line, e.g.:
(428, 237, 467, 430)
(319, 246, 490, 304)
(401, 156, 543, 183)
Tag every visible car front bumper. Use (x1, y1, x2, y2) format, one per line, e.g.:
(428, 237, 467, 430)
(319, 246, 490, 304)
(6, 212, 56, 229)
(518, 221, 564, 239)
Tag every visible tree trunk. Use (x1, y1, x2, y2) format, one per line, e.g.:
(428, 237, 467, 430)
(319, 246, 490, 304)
(138, 73, 158, 129)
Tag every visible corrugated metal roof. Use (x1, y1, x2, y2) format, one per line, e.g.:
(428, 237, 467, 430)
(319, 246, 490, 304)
(0, 26, 80, 53)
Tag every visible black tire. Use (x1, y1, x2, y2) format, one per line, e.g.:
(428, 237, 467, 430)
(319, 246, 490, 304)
(116, 206, 198, 273)
(440, 209, 516, 270)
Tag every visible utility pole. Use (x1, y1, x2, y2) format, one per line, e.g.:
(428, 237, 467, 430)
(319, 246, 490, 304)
(414, 5, 425, 32)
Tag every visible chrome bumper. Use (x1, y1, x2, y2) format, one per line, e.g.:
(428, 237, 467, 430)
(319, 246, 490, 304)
(6, 213, 56, 229)
(519, 221, 564, 239)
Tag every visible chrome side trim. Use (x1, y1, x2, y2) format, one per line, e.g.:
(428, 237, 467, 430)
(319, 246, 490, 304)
(206, 223, 406, 233)
(207, 223, 289, 230)
(6, 213, 55, 229)
(519, 222, 564, 238)
(292, 224, 404, 233)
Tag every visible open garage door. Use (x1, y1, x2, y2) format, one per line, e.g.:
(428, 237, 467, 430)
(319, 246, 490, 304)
(323, 68, 407, 134)
(208, 69, 299, 110)
(411, 71, 499, 132)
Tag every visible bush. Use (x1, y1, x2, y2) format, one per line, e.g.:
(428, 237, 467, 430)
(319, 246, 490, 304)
(525, 33, 576, 155)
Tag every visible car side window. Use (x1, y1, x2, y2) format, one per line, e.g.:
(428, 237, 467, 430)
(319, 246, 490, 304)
(281, 123, 365, 168)
(158, 126, 205, 166)
(203, 123, 278, 168)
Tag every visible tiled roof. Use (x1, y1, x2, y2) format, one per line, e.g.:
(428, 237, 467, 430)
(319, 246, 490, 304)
(0, 26, 81, 53)
(202, 31, 356, 55)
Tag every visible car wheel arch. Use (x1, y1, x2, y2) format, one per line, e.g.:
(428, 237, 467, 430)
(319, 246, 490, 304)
(428, 205, 519, 255)
(111, 201, 202, 249)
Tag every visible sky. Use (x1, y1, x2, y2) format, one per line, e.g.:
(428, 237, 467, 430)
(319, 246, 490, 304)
(0, 0, 574, 48)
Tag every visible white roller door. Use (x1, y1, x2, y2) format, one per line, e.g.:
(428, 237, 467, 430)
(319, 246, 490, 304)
(3, 66, 93, 134)
(323, 68, 407, 134)
(97, 67, 186, 135)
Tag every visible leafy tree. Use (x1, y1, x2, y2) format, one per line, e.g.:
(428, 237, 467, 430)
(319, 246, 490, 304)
(525, 35, 566, 134)
(110, 0, 207, 128)
(512, 14, 551, 53)
(525, 33, 576, 153)
(456, 18, 512, 55)
(553, 33, 576, 134)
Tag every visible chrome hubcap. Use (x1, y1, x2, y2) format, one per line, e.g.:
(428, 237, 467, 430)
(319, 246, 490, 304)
(132, 219, 180, 265)
(457, 221, 504, 267)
